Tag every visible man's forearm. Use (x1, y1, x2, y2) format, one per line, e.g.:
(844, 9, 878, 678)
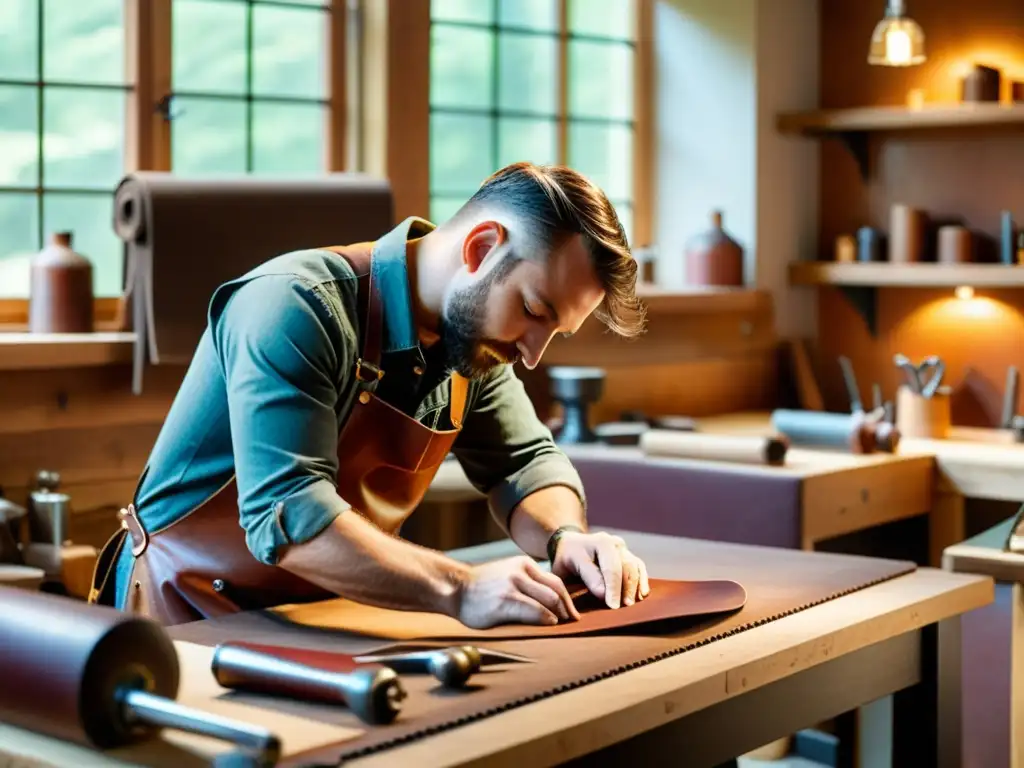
(277, 510, 470, 616)
(507, 484, 587, 560)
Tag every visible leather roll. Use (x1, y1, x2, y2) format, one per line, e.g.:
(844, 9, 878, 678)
(937, 225, 971, 264)
(889, 204, 926, 263)
(0, 585, 179, 749)
(640, 430, 789, 466)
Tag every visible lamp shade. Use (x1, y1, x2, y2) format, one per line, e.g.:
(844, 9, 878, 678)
(868, 11, 926, 66)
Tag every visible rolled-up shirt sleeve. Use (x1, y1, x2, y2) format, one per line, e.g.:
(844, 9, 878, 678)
(452, 364, 586, 529)
(210, 273, 353, 565)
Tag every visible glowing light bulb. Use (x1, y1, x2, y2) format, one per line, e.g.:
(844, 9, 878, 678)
(885, 28, 912, 65)
(955, 285, 974, 300)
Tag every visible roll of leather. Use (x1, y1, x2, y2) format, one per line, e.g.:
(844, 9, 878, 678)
(771, 409, 900, 454)
(937, 225, 972, 263)
(0, 584, 179, 748)
(640, 430, 788, 466)
(889, 204, 925, 263)
(112, 172, 394, 393)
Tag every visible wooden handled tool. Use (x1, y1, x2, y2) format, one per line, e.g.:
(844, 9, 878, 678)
(0, 586, 281, 766)
(1002, 366, 1020, 428)
(640, 430, 789, 466)
(211, 641, 407, 725)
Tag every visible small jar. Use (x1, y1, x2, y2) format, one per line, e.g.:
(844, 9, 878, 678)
(28, 231, 94, 334)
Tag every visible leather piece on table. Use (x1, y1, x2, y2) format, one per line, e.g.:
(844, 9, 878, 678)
(269, 578, 747, 641)
(111, 172, 393, 392)
(564, 447, 803, 548)
(169, 534, 916, 767)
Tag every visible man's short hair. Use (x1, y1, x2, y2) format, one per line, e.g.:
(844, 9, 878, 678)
(455, 162, 646, 339)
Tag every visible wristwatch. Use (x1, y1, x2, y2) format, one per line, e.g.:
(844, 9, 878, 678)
(546, 525, 584, 563)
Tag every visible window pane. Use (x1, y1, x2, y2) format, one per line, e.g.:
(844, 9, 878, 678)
(568, 0, 634, 40)
(253, 5, 326, 100)
(265, 0, 326, 5)
(498, 117, 556, 167)
(172, 0, 248, 94)
(569, 40, 633, 120)
(431, 0, 494, 24)
(171, 96, 247, 174)
(44, 0, 125, 86)
(568, 121, 632, 200)
(0, 0, 38, 81)
(430, 113, 494, 195)
(43, 193, 122, 296)
(498, 32, 557, 115)
(0, 193, 39, 298)
(430, 25, 494, 110)
(499, 0, 558, 31)
(252, 102, 325, 174)
(43, 87, 125, 189)
(0, 86, 39, 187)
(430, 195, 467, 225)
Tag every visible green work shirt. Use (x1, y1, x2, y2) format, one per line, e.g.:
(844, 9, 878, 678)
(110, 216, 585, 609)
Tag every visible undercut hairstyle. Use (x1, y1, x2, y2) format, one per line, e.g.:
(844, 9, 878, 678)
(455, 162, 647, 339)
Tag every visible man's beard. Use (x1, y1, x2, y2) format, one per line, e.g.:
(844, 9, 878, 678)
(440, 259, 520, 378)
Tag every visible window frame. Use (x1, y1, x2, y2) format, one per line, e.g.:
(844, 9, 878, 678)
(0, 0, 351, 328)
(425, 0, 653, 247)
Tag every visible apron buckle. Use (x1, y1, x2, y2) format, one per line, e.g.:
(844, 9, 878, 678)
(355, 358, 384, 383)
(118, 504, 149, 557)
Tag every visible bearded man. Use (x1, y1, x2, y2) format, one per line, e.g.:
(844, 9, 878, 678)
(89, 162, 652, 629)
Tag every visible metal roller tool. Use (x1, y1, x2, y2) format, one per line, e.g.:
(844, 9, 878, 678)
(0, 586, 281, 767)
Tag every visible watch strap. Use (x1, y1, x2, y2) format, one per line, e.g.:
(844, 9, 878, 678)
(546, 525, 584, 563)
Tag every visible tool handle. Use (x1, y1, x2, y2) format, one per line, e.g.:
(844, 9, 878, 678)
(120, 688, 281, 767)
(1003, 366, 1020, 428)
(212, 643, 404, 725)
(838, 356, 863, 413)
(360, 649, 477, 688)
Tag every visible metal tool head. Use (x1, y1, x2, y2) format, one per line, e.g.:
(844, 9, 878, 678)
(350, 665, 406, 725)
(917, 355, 946, 398)
(1005, 504, 1024, 554)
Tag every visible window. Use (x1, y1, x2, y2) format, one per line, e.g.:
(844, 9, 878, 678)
(0, 0, 345, 307)
(169, 0, 331, 175)
(0, 0, 129, 298)
(428, 0, 637, 242)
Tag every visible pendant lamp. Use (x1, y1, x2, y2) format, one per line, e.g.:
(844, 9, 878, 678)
(868, 0, 926, 67)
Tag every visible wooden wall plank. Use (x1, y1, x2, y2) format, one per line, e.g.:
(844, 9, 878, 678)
(0, 365, 183, 435)
(0, 423, 161, 491)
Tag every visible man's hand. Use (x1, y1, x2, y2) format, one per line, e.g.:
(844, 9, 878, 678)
(456, 556, 582, 629)
(551, 530, 650, 609)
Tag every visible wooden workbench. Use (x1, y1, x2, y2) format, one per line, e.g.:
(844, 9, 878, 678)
(430, 436, 934, 554)
(943, 517, 1024, 768)
(691, 410, 1024, 564)
(0, 532, 992, 768)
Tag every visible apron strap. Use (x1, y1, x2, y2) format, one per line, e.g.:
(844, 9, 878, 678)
(320, 244, 384, 387)
(450, 373, 468, 430)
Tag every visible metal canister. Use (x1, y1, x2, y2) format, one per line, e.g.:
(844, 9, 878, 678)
(28, 490, 71, 547)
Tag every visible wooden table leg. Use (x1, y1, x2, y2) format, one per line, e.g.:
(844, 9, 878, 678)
(892, 619, 960, 768)
(1013, 583, 1024, 768)
(930, 488, 966, 568)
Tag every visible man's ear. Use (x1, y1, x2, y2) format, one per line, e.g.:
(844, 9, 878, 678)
(462, 221, 506, 273)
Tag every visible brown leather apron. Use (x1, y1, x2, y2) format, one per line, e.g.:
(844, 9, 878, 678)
(88, 243, 469, 626)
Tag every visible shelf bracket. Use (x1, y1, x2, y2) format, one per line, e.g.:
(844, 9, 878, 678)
(837, 285, 878, 338)
(837, 131, 870, 180)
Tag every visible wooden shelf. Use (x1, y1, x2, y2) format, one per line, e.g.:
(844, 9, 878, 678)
(776, 103, 1024, 179)
(0, 332, 136, 371)
(777, 103, 1024, 135)
(789, 261, 1024, 288)
(789, 262, 1024, 338)
(635, 284, 770, 315)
